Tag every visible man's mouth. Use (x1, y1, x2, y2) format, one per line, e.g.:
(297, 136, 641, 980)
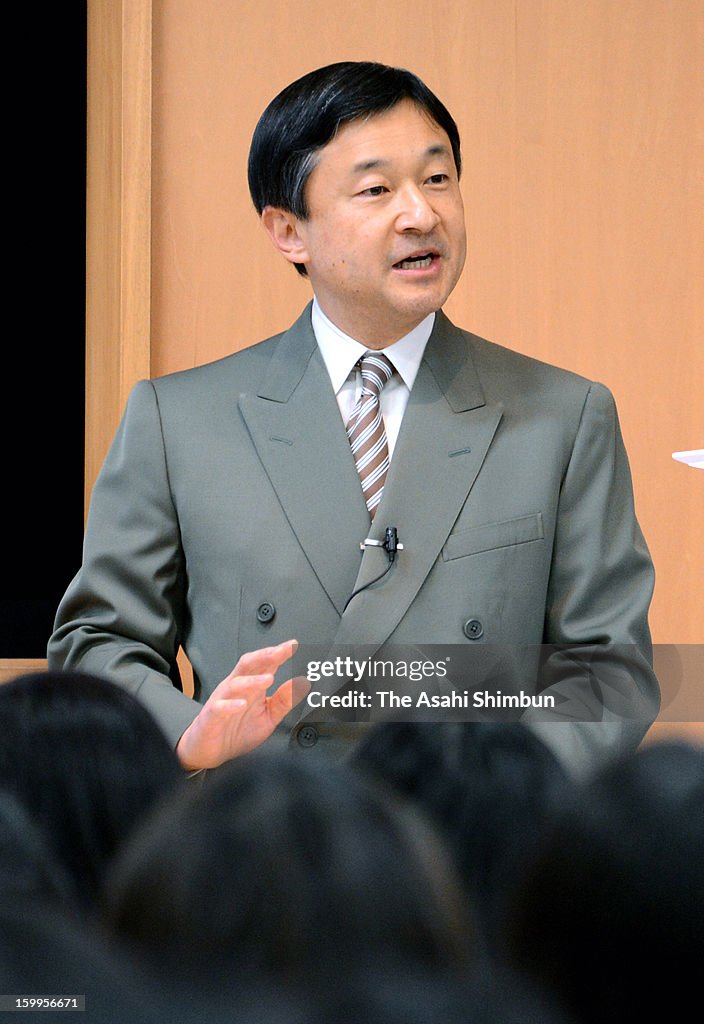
(393, 252, 437, 270)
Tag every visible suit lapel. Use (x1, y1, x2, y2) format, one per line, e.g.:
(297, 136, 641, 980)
(238, 306, 370, 615)
(240, 307, 503, 670)
(331, 311, 503, 650)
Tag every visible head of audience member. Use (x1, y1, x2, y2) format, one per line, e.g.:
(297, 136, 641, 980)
(229, 958, 576, 1024)
(101, 748, 473, 987)
(0, 788, 76, 906)
(352, 722, 574, 956)
(507, 740, 704, 1022)
(301, 959, 577, 1024)
(0, 670, 184, 910)
(0, 895, 183, 1024)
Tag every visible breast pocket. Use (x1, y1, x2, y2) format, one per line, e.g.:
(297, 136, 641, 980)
(442, 512, 544, 561)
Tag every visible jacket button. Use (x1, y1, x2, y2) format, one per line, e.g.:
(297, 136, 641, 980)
(256, 602, 276, 624)
(296, 725, 319, 748)
(463, 618, 484, 640)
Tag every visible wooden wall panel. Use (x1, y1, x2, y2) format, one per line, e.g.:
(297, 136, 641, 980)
(147, 0, 703, 649)
(77, 1, 701, 729)
(85, 0, 152, 511)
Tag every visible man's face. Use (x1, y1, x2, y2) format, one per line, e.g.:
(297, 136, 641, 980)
(289, 100, 467, 347)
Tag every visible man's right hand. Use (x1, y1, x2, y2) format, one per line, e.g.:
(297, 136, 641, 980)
(175, 640, 306, 771)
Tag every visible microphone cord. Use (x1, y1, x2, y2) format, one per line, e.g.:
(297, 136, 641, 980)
(343, 527, 400, 613)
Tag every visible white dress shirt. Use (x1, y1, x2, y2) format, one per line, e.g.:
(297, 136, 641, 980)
(311, 297, 434, 457)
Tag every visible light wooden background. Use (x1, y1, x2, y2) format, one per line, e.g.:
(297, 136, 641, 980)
(2, 1, 702, 744)
(147, 0, 703, 649)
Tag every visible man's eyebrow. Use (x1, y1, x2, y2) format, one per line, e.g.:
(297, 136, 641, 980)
(351, 157, 388, 174)
(350, 144, 452, 175)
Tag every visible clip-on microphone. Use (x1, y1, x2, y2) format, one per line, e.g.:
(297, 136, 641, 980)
(343, 527, 403, 612)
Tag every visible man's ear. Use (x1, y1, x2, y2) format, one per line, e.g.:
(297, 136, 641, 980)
(260, 206, 310, 269)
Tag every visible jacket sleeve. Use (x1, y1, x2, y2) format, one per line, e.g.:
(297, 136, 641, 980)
(522, 381, 660, 775)
(48, 379, 200, 747)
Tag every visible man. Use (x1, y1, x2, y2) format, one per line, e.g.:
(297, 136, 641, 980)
(49, 62, 659, 775)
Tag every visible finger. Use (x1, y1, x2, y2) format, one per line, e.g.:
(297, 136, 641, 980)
(214, 672, 274, 702)
(229, 639, 298, 679)
(237, 639, 298, 676)
(290, 674, 311, 707)
(268, 676, 310, 720)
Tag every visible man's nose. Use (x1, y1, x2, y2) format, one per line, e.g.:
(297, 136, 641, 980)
(394, 184, 441, 233)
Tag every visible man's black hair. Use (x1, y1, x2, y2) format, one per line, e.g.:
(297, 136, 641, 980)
(248, 61, 462, 276)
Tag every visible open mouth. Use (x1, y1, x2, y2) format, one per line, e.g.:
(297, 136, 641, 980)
(394, 252, 437, 270)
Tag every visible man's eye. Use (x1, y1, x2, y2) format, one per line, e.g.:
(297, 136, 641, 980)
(360, 185, 388, 196)
(426, 173, 449, 185)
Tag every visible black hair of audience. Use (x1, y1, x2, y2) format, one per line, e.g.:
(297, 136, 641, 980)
(0, 788, 77, 907)
(301, 960, 577, 1024)
(507, 740, 704, 1022)
(0, 899, 184, 1024)
(351, 721, 574, 957)
(101, 748, 474, 985)
(0, 670, 184, 910)
(227, 960, 577, 1024)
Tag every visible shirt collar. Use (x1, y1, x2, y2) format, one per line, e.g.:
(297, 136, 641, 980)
(311, 296, 434, 394)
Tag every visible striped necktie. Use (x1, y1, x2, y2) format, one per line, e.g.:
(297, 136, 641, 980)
(346, 352, 395, 519)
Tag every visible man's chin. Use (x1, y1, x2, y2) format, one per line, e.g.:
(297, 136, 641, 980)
(388, 292, 447, 326)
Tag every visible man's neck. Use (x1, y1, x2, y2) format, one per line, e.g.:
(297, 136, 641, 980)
(311, 295, 435, 350)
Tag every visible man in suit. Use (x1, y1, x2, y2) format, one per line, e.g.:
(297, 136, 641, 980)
(49, 62, 659, 776)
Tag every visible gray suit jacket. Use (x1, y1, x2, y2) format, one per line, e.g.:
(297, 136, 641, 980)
(49, 305, 659, 775)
